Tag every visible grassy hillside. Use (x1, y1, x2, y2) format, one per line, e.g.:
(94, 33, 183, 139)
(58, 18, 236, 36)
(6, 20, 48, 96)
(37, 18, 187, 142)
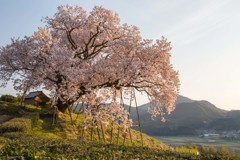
(0, 100, 170, 158)
(0, 100, 168, 147)
(0, 100, 240, 159)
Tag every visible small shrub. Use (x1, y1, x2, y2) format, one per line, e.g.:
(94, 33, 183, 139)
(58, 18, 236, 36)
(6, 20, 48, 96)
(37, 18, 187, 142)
(24, 104, 42, 112)
(208, 146, 217, 155)
(0, 101, 22, 115)
(23, 113, 40, 127)
(0, 95, 18, 103)
(217, 145, 231, 158)
(0, 118, 32, 133)
(176, 146, 199, 155)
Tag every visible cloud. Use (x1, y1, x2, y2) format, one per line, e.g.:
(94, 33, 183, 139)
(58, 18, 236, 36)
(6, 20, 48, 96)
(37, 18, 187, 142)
(156, 0, 231, 46)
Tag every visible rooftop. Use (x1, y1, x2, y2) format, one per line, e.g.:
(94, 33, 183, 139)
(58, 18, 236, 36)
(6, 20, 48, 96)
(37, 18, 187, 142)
(25, 91, 43, 99)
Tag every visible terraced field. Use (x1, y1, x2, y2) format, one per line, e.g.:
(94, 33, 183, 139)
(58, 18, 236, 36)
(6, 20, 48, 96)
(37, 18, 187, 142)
(154, 136, 240, 151)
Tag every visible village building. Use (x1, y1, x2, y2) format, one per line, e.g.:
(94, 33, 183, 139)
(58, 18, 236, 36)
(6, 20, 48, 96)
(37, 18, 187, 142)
(24, 91, 50, 106)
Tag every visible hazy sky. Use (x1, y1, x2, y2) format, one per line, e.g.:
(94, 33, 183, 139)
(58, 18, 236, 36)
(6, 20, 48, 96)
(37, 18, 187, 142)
(0, 0, 240, 110)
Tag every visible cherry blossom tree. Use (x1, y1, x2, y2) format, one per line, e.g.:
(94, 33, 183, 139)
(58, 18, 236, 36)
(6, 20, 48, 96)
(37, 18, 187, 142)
(0, 5, 179, 129)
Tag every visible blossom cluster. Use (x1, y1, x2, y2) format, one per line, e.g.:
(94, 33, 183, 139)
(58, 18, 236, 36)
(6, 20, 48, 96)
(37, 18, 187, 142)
(0, 5, 179, 128)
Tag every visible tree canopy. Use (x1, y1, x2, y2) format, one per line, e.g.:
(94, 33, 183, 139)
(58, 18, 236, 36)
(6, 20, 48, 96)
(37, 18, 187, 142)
(0, 5, 179, 128)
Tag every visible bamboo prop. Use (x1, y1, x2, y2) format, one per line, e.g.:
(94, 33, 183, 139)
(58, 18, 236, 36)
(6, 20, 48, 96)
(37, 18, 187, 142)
(100, 121, 106, 144)
(96, 121, 101, 143)
(52, 106, 58, 126)
(128, 90, 133, 145)
(110, 89, 117, 144)
(90, 119, 94, 141)
(51, 95, 58, 126)
(116, 89, 121, 145)
(133, 89, 143, 147)
(93, 105, 103, 143)
(68, 103, 75, 127)
(66, 91, 74, 126)
(51, 97, 56, 126)
(116, 125, 120, 145)
(121, 89, 128, 145)
(110, 121, 114, 144)
(81, 104, 87, 143)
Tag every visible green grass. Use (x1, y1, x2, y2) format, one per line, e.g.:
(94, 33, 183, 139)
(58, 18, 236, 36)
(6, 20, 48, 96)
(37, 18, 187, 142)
(1, 133, 240, 159)
(0, 101, 169, 148)
(54, 111, 169, 149)
(0, 101, 41, 115)
(1, 101, 240, 159)
(0, 133, 191, 159)
(0, 117, 32, 133)
(176, 146, 199, 155)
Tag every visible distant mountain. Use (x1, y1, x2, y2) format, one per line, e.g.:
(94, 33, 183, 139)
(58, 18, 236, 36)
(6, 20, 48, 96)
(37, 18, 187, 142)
(129, 95, 240, 136)
(175, 95, 194, 104)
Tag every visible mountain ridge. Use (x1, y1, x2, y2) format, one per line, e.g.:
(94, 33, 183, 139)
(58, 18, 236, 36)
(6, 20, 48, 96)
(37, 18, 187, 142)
(129, 95, 240, 136)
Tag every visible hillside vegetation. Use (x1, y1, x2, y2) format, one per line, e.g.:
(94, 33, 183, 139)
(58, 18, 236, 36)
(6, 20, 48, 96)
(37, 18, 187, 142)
(0, 100, 239, 159)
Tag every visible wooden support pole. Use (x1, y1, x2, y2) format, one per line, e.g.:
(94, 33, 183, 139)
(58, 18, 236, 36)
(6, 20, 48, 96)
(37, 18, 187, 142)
(96, 121, 101, 143)
(117, 125, 120, 145)
(128, 90, 133, 145)
(133, 89, 143, 147)
(81, 104, 86, 143)
(110, 121, 114, 144)
(121, 89, 128, 145)
(68, 103, 75, 127)
(100, 121, 106, 144)
(90, 119, 94, 141)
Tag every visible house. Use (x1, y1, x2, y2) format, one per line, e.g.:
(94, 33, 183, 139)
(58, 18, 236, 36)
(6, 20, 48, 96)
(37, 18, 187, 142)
(24, 91, 50, 106)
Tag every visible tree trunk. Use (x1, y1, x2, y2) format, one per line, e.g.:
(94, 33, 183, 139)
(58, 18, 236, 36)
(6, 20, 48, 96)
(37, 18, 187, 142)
(56, 99, 69, 113)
